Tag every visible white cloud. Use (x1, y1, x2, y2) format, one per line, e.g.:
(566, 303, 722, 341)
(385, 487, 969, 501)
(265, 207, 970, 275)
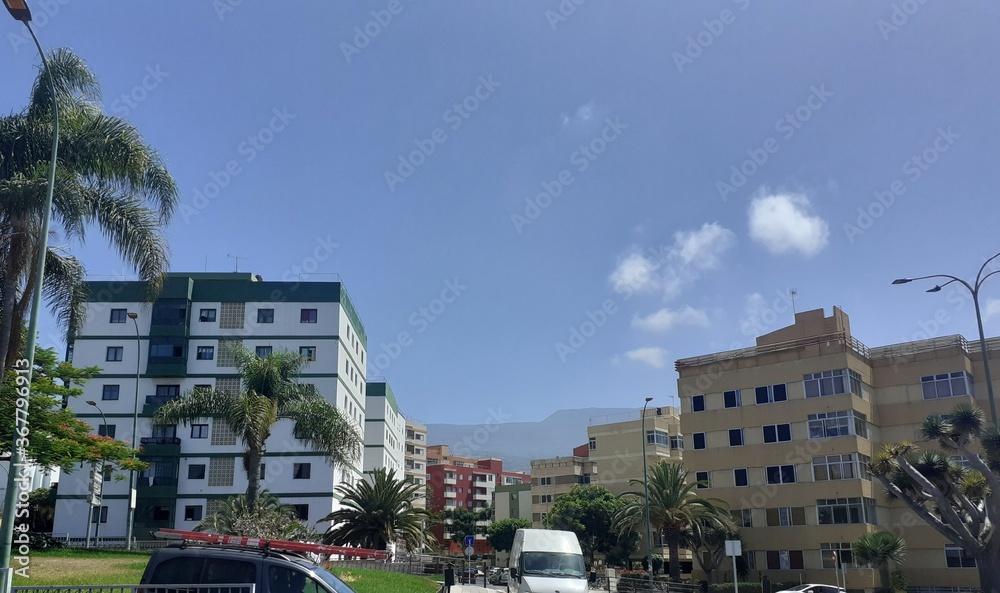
(739, 293, 768, 336)
(607, 222, 736, 300)
(633, 306, 710, 332)
(747, 191, 829, 257)
(984, 298, 1000, 321)
(623, 347, 669, 368)
(562, 100, 598, 128)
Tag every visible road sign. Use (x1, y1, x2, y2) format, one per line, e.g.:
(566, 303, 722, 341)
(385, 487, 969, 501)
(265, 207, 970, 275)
(725, 540, 741, 556)
(465, 535, 475, 547)
(465, 546, 475, 557)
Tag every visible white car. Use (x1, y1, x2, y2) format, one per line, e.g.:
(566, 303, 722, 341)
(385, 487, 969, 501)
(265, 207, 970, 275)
(776, 585, 846, 593)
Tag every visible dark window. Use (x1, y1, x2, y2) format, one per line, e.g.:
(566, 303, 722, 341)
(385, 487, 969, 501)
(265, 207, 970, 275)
(693, 433, 706, 450)
(589, 437, 596, 450)
(151, 298, 187, 326)
(291, 504, 309, 520)
(734, 468, 749, 487)
(149, 337, 185, 363)
(763, 424, 792, 443)
(257, 308, 274, 323)
(256, 346, 273, 358)
(196, 346, 214, 360)
(299, 346, 316, 361)
(724, 390, 741, 408)
(106, 346, 123, 361)
(110, 309, 128, 323)
(90, 506, 108, 523)
(293, 463, 311, 479)
(188, 464, 206, 479)
(766, 465, 796, 484)
(184, 505, 203, 521)
(98, 424, 116, 438)
(202, 558, 255, 584)
(729, 428, 744, 447)
(756, 384, 788, 404)
(945, 545, 977, 568)
(191, 424, 209, 439)
(102, 385, 120, 401)
(692, 395, 705, 412)
(148, 557, 205, 584)
(199, 308, 217, 322)
(260, 464, 266, 479)
(695, 471, 710, 489)
(153, 506, 171, 521)
(300, 308, 318, 323)
(765, 550, 803, 570)
(268, 565, 326, 593)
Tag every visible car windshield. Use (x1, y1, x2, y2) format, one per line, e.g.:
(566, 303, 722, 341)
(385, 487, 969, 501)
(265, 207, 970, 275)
(521, 552, 585, 578)
(787, 586, 812, 592)
(291, 560, 356, 593)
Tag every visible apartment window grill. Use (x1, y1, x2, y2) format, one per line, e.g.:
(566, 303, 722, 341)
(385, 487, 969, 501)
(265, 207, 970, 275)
(208, 457, 235, 487)
(217, 340, 243, 367)
(211, 419, 238, 446)
(219, 302, 246, 329)
(216, 377, 240, 395)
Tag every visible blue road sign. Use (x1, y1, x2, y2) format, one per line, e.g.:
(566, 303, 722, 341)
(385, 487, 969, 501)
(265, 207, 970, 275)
(465, 535, 475, 548)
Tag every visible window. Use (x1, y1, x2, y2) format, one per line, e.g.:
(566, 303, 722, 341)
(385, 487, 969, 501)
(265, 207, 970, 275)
(300, 308, 318, 323)
(188, 464, 206, 479)
(196, 346, 215, 360)
(260, 463, 266, 479)
(693, 433, 706, 450)
(291, 504, 309, 520)
(734, 468, 749, 487)
(944, 544, 977, 568)
(151, 299, 187, 326)
(766, 465, 796, 484)
(692, 394, 705, 412)
(646, 430, 671, 447)
(803, 369, 853, 398)
(98, 424, 116, 438)
(149, 337, 185, 363)
(110, 309, 127, 323)
(537, 476, 553, 486)
(91, 506, 109, 524)
(191, 424, 209, 439)
(765, 506, 806, 527)
(741, 508, 752, 527)
(293, 463, 311, 479)
(755, 383, 787, 404)
(695, 471, 711, 488)
(257, 308, 274, 323)
(763, 423, 792, 443)
(153, 506, 171, 522)
(199, 308, 216, 322)
(724, 389, 741, 408)
(817, 497, 877, 525)
(588, 437, 596, 451)
(922, 371, 975, 400)
(184, 505, 203, 521)
(540, 494, 553, 503)
(102, 384, 120, 401)
(766, 550, 804, 570)
(821, 543, 854, 568)
(106, 346, 123, 361)
(729, 428, 744, 447)
(299, 346, 316, 361)
(670, 435, 684, 450)
(813, 454, 870, 481)
(808, 410, 868, 439)
(255, 346, 273, 358)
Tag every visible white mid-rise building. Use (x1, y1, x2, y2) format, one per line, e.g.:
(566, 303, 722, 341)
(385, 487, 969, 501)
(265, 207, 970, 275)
(52, 272, 368, 541)
(363, 381, 405, 475)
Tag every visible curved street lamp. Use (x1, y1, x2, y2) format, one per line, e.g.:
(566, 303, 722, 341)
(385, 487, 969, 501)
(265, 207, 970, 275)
(1, 0, 61, 576)
(86, 401, 109, 547)
(126, 311, 141, 550)
(893, 251, 1000, 424)
(641, 397, 654, 587)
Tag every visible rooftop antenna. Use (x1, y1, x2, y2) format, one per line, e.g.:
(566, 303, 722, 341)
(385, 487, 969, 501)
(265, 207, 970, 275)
(227, 253, 248, 273)
(789, 288, 798, 316)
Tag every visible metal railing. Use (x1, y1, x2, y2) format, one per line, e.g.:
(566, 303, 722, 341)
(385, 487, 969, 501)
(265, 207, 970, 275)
(13, 586, 253, 593)
(675, 331, 870, 369)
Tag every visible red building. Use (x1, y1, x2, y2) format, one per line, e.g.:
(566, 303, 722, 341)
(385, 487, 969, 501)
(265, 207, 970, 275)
(425, 445, 530, 554)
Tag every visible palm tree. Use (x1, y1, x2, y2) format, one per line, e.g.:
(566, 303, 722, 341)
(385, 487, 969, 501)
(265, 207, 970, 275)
(614, 462, 728, 580)
(320, 467, 434, 552)
(686, 516, 741, 585)
(853, 531, 906, 590)
(196, 490, 314, 541)
(153, 345, 361, 509)
(0, 48, 177, 372)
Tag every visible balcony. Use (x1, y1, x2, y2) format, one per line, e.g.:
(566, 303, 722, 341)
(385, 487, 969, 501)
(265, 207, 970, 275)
(139, 436, 181, 456)
(443, 477, 457, 485)
(142, 394, 179, 416)
(137, 476, 178, 499)
(474, 492, 490, 502)
(444, 491, 457, 498)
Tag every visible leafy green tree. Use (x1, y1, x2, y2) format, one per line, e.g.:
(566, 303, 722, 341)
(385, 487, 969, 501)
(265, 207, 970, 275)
(0, 48, 177, 374)
(154, 345, 361, 509)
(545, 485, 633, 563)
(196, 491, 313, 541)
(686, 516, 741, 585)
(26, 487, 55, 533)
(321, 468, 434, 552)
(869, 404, 998, 586)
(0, 346, 139, 471)
(443, 507, 491, 545)
(486, 518, 531, 554)
(853, 531, 906, 591)
(614, 462, 728, 580)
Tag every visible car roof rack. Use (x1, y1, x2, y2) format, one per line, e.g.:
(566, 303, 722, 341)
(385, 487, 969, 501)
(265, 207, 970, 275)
(153, 529, 388, 560)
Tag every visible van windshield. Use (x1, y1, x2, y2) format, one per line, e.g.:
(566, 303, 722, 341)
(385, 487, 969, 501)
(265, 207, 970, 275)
(521, 552, 585, 578)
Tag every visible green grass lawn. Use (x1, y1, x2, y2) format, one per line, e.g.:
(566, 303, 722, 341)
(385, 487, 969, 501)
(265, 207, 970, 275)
(330, 567, 440, 593)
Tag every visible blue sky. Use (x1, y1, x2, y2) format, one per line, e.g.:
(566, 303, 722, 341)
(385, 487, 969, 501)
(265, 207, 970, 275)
(3, 2, 999, 424)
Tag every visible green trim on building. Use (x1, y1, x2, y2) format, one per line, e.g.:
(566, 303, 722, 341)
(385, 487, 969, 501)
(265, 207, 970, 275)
(75, 334, 343, 341)
(366, 381, 400, 415)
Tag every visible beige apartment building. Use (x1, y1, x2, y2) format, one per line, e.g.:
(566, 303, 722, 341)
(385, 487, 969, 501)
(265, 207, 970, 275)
(676, 307, 994, 592)
(530, 443, 596, 527)
(404, 420, 428, 508)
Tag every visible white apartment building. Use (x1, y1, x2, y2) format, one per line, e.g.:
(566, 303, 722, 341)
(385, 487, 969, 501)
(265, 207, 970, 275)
(363, 381, 405, 475)
(52, 272, 368, 541)
(404, 420, 428, 509)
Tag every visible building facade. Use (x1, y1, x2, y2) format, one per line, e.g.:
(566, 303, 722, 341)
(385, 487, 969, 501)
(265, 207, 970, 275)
(363, 381, 405, 475)
(404, 420, 428, 509)
(529, 443, 595, 527)
(676, 307, 994, 591)
(52, 273, 369, 541)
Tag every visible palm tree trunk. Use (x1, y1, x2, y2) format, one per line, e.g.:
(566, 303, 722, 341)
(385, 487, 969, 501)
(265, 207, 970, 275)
(244, 449, 263, 510)
(0, 232, 24, 372)
(878, 563, 890, 590)
(668, 532, 681, 581)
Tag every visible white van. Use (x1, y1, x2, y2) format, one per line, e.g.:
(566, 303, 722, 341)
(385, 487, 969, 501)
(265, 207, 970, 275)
(507, 528, 587, 593)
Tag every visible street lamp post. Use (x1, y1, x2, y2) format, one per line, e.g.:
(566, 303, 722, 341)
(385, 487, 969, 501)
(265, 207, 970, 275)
(893, 251, 1000, 424)
(86, 401, 108, 547)
(1, 0, 61, 580)
(126, 312, 141, 550)
(641, 397, 654, 588)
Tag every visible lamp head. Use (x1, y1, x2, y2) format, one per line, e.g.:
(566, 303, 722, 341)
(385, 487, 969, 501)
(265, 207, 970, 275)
(926, 285, 942, 293)
(891, 278, 912, 285)
(645, 397, 653, 402)
(85, 400, 97, 406)
(2, 0, 32, 22)
(127, 311, 138, 319)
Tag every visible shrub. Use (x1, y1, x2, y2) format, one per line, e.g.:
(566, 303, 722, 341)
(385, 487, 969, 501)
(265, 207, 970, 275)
(709, 583, 762, 593)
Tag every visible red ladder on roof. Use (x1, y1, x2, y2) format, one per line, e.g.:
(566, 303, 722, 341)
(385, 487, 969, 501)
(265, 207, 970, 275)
(153, 528, 389, 560)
